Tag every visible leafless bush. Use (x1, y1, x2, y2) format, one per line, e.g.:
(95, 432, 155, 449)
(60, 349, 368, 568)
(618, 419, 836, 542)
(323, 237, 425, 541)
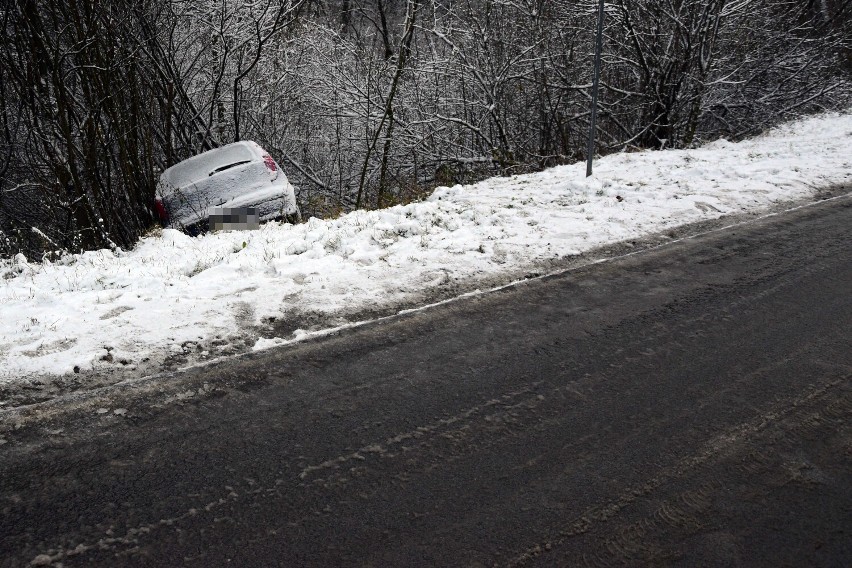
(1, 0, 848, 258)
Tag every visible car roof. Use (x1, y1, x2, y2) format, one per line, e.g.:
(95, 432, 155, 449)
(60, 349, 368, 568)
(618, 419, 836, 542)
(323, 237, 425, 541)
(160, 141, 265, 192)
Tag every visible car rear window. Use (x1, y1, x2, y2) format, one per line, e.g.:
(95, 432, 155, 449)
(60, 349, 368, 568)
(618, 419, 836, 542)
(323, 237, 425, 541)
(162, 144, 256, 191)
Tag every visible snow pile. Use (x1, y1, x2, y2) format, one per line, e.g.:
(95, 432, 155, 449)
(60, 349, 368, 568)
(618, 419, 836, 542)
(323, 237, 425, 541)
(1, 112, 850, 383)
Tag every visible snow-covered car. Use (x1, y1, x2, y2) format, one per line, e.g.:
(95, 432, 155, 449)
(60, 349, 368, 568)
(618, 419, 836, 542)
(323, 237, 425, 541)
(155, 141, 300, 233)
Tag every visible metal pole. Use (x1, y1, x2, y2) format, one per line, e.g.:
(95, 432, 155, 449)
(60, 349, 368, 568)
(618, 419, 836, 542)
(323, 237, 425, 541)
(586, 0, 606, 177)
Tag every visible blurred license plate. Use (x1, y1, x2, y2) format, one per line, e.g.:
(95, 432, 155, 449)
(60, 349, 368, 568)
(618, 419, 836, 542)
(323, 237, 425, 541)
(209, 207, 260, 231)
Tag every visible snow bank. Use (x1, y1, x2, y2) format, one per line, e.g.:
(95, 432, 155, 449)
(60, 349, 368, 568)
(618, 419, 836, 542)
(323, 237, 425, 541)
(1, 112, 850, 384)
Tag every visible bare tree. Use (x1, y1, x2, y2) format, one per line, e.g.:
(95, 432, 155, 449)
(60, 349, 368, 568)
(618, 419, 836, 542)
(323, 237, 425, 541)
(1, 0, 848, 258)
(1, 0, 168, 253)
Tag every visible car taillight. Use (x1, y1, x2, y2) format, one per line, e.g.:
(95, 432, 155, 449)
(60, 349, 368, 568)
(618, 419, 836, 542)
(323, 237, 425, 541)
(263, 155, 278, 172)
(154, 197, 168, 222)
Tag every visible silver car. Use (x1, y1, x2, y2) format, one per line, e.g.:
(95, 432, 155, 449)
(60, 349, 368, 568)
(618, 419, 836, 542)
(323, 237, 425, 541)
(155, 141, 300, 233)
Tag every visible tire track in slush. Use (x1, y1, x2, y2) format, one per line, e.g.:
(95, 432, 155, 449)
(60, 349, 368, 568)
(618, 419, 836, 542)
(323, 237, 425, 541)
(571, 389, 852, 568)
(297, 381, 546, 489)
(507, 376, 850, 566)
(298, 336, 827, 502)
(29, 382, 548, 565)
(514, 241, 846, 369)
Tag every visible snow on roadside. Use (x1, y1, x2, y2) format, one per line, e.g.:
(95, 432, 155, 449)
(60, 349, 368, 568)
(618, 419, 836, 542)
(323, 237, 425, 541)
(1, 112, 851, 384)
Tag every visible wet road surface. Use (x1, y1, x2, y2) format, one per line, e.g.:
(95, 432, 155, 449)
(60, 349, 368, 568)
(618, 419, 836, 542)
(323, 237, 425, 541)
(1, 195, 850, 567)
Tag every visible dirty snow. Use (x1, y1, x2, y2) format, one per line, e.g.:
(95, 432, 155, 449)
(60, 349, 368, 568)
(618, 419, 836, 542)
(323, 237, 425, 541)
(1, 112, 850, 388)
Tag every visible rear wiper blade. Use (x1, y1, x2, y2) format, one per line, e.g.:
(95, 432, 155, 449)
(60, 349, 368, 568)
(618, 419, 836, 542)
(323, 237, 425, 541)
(209, 160, 252, 176)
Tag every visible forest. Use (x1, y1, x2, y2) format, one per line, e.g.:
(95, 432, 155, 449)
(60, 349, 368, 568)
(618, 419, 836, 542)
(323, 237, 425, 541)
(1, 0, 849, 258)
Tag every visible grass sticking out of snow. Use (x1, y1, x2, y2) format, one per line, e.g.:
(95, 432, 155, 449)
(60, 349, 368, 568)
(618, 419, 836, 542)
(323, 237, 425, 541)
(1, 111, 850, 391)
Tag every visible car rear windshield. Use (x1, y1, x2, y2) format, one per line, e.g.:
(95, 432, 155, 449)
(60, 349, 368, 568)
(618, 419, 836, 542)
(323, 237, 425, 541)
(162, 144, 255, 191)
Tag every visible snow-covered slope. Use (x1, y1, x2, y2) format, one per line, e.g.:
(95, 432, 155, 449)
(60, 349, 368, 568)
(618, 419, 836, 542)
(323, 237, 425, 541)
(1, 112, 850, 388)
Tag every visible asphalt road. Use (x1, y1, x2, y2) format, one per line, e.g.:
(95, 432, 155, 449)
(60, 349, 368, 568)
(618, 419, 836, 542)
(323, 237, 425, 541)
(1, 195, 850, 567)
